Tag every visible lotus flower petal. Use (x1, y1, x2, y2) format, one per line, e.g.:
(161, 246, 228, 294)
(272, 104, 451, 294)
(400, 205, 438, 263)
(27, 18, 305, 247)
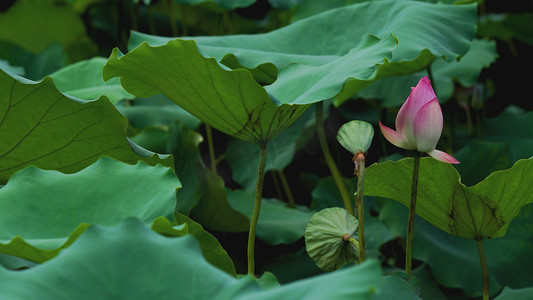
(413, 98, 443, 152)
(428, 149, 459, 164)
(379, 121, 414, 150)
(395, 87, 415, 145)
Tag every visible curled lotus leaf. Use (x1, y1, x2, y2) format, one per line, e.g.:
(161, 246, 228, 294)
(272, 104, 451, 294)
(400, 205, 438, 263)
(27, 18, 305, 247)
(305, 207, 359, 271)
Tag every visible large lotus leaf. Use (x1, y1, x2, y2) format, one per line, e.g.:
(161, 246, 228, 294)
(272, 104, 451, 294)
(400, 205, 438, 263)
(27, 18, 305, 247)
(290, 0, 364, 22)
(0, 69, 172, 183)
(152, 214, 236, 276)
(225, 107, 315, 191)
(0, 41, 67, 81)
(103, 40, 308, 144)
(0, 60, 24, 76)
(227, 189, 314, 245)
(379, 200, 533, 297)
(116, 95, 201, 130)
(0, 157, 180, 263)
(365, 157, 533, 239)
(265, 34, 396, 105)
(374, 273, 421, 300)
(130, 1, 475, 73)
(430, 39, 498, 102)
(49, 57, 134, 103)
(358, 39, 498, 105)
(129, 1, 476, 103)
(0, 218, 383, 299)
(0, 0, 95, 61)
(166, 122, 249, 231)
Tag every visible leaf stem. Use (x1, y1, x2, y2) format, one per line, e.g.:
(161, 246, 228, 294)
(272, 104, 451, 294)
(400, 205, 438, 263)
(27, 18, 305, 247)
(405, 151, 420, 276)
(247, 142, 267, 275)
(355, 153, 366, 262)
(277, 170, 296, 208)
(476, 238, 490, 300)
(315, 102, 354, 215)
(205, 124, 217, 173)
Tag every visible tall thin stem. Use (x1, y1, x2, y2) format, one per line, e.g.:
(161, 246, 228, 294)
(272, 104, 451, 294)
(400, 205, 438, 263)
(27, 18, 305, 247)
(166, 0, 179, 36)
(315, 102, 354, 215)
(355, 153, 366, 262)
(476, 238, 490, 300)
(247, 142, 267, 275)
(405, 151, 420, 275)
(205, 124, 217, 173)
(277, 170, 296, 208)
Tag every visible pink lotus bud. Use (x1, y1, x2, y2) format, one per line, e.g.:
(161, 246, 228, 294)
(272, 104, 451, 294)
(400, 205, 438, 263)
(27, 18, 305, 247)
(379, 77, 459, 164)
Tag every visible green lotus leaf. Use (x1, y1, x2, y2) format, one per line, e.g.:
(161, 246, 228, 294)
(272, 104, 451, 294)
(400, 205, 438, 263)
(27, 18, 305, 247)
(494, 286, 533, 300)
(0, 157, 180, 263)
(0, 218, 383, 299)
(268, 0, 303, 10)
(227, 189, 314, 245)
(365, 157, 533, 239)
(103, 39, 308, 144)
(116, 95, 201, 130)
(336, 120, 374, 154)
(310, 177, 396, 258)
(379, 200, 533, 297)
(265, 34, 396, 105)
(0, 0, 95, 61)
(168, 122, 250, 232)
(153, 214, 236, 276)
(374, 273, 421, 300)
(305, 207, 359, 271)
(0, 41, 67, 81)
(0, 59, 24, 76)
(358, 39, 498, 106)
(49, 57, 134, 103)
(0, 69, 172, 183)
(129, 1, 476, 104)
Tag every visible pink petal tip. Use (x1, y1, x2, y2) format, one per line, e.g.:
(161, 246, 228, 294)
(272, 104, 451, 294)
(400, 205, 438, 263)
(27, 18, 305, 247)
(427, 149, 459, 164)
(379, 121, 413, 150)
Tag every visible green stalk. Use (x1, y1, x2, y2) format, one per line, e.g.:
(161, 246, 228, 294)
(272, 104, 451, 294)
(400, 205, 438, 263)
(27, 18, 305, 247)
(205, 124, 217, 173)
(476, 238, 490, 300)
(277, 170, 296, 208)
(247, 142, 267, 275)
(355, 154, 366, 262)
(405, 151, 420, 275)
(166, 0, 179, 36)
(315, 102, 354, 215)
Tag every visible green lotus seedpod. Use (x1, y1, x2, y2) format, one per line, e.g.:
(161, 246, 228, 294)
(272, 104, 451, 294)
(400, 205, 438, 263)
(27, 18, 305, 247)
(305, 207, 359, 271)
(336, 120, 374, 154)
